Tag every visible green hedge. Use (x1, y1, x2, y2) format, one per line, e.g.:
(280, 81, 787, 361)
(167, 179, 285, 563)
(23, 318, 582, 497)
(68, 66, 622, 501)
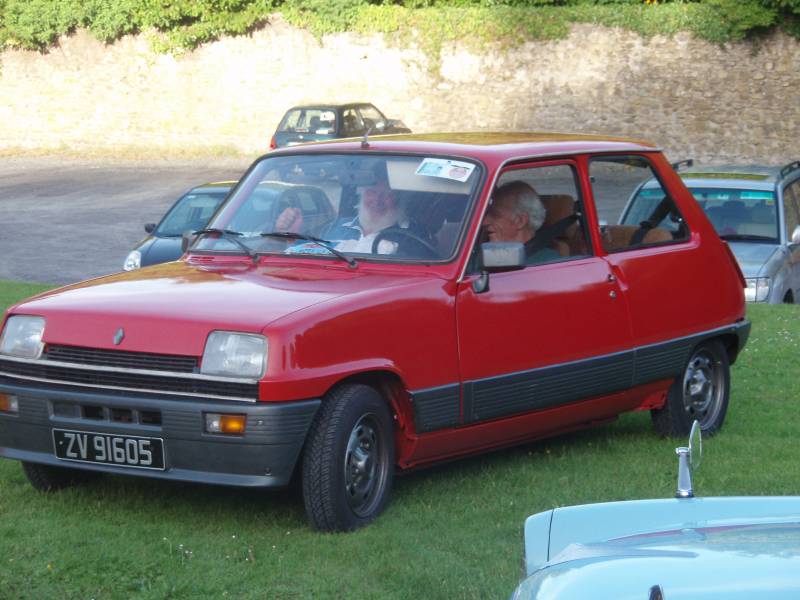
(0, 0, 797, 53)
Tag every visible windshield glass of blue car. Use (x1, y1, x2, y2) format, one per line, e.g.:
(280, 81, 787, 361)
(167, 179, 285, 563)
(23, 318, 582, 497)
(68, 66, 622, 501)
(626, 187, 778, 243)
(192, 154, 481, 263)
(156, 191, 228, 237)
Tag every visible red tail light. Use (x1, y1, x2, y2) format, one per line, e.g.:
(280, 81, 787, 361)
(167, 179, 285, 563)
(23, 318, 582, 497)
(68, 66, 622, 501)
(269, 135, 277, 150)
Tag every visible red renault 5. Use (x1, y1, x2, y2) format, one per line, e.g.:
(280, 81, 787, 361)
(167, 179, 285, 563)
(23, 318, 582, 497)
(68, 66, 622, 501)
(0, 133, 748, 531)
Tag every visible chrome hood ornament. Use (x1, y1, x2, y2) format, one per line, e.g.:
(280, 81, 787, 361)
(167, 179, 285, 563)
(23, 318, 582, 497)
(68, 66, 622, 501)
(113, 328, 125, 346)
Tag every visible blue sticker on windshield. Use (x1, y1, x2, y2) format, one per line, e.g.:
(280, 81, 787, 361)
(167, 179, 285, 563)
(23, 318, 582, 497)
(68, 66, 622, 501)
(740, 191, 775, 200)
(285, 243, 332, 255)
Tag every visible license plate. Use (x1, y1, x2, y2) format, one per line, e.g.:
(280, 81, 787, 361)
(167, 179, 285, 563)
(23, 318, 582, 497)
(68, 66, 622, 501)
(52, 428, 165, 470)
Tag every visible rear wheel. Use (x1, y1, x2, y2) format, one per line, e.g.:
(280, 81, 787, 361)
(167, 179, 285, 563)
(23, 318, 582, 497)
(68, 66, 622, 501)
(301, 384, 394, 532)
(651, 339, 730, 437)
(21, 461, 101, 492)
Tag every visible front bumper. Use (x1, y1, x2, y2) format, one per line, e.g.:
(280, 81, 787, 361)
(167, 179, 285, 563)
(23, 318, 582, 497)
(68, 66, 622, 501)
(0, 378, 320, 487)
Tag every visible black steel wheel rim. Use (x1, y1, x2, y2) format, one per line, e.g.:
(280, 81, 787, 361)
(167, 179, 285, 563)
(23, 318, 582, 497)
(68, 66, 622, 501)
(343, 413, 387, 517)
(681, 348, 724, 428)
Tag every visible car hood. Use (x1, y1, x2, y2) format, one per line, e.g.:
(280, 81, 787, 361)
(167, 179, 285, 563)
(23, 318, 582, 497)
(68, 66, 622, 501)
(9, 260, 430, 356)
(727, 242, 780, 277)
(514, 496, 800, 600)
(513, 523, 800, 600)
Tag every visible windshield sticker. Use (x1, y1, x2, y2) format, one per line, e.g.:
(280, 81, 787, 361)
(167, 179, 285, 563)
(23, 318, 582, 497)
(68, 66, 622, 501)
(415, 158, 475, 183)
(740, 191, 775, 200)
(285, 243, 332, 255)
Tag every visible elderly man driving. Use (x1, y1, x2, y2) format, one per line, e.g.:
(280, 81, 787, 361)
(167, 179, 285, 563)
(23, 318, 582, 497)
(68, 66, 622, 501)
(482, 181, 560, 264)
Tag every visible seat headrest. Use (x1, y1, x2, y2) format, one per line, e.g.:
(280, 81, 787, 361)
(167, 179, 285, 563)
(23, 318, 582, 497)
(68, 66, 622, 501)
(540, 194, 575, 225)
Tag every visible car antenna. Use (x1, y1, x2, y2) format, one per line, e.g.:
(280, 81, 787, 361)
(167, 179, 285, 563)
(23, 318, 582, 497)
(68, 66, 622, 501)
(361, 126, 373, 149)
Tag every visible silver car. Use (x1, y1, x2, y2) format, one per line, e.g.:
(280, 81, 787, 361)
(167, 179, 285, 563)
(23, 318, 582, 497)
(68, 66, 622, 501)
(621, 162, 800, 303)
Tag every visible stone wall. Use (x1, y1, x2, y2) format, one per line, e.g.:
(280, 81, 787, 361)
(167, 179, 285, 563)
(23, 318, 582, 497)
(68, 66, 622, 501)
(1, 17, 798, 164)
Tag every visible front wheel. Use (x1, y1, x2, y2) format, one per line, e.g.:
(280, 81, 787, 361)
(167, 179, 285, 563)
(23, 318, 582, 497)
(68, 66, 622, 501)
(301, 384, 395, 532)
(651, 339, 730, 437)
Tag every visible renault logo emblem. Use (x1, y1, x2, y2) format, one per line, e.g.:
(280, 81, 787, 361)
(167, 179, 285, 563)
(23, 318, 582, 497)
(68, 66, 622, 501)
(113, 328, 125, 345)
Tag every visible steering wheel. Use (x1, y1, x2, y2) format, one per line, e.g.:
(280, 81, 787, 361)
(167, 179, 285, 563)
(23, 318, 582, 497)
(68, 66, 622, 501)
(371, 228, 439, 259)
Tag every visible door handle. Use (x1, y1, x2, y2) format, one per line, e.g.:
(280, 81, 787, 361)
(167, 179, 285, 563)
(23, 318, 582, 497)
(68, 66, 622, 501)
(609, 290, 617, 299)
(607, 274, 617, 283)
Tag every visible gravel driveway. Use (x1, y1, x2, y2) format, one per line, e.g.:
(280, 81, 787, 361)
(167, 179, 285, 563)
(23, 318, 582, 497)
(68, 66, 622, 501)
(0, 157, 251, 285)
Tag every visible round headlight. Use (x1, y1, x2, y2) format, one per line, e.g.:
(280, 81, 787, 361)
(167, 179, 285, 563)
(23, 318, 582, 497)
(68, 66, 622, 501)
(123, 250, 142, 271)
(200, 331, 267, 379)
(0, 315, 46, 359)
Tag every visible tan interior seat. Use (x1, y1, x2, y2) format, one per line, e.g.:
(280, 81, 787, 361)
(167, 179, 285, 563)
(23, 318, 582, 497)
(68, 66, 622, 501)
(539, 194, 587, 256)
(603, 225, 672, 252)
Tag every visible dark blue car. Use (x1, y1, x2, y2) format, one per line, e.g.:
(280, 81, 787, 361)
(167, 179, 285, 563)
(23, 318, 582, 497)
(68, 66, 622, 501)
(269, 103, 411, 149)
(123, 182, 233, 271)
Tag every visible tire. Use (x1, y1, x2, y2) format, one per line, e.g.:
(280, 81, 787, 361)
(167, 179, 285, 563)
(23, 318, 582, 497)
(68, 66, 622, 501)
(301, 384, 394, 532)
(651, 339, 730, 437)
(21, 461, 101, 492)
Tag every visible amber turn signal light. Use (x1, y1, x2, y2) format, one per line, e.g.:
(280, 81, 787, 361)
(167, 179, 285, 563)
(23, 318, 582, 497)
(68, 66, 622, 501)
(0, 393, 19, 414)
(205, 413, 246, 435)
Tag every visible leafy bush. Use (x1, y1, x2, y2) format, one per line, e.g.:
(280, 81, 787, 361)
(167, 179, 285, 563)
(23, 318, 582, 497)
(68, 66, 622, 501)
(0, 0, 798, 53)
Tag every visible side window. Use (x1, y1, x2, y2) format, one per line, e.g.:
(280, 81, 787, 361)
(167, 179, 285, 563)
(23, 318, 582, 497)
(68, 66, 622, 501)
(590, 156, 689, 253)
(483, 163, 590, 265)
(341, 109, 364, 136)
(783, 182, 800, 241)
(358, 105, 386, 131)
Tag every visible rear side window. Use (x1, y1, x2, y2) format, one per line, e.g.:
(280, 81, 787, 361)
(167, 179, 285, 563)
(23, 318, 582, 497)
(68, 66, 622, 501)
(783, 182, 800, 242)
(590, 156, 689, 253)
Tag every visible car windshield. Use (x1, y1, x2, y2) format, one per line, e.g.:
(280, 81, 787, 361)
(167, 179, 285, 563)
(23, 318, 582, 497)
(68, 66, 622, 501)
(623, 184, 779, 242)
(194, 153, 482, 264)
(690, 187, 779, 242)
(156, 189, 229, 237)
(278, 109, 337, 134)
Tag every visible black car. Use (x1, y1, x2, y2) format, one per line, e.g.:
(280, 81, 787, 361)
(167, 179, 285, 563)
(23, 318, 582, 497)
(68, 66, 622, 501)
(123, 182, 233, 271)
(269, 103, 411, 149)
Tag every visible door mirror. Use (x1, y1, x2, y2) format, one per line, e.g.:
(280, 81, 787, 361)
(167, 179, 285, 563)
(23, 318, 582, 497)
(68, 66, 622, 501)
(181, 230, 197, 253)
(688, 419, 702, 471)
(791, 225, 800, 245)
(480, 242, 526, 271)
(675, 420, 702, 498)
(144, 223, 156, 234)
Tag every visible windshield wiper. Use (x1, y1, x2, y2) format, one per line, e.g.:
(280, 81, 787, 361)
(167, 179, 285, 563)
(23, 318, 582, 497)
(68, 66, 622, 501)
(260, 231, 358, 269)
(194, 228, 258, 263)
(718, 233, 776, 242)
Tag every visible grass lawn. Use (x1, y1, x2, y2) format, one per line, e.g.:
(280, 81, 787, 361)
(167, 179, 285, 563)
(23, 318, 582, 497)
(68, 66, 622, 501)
(1, 279, 799, 599)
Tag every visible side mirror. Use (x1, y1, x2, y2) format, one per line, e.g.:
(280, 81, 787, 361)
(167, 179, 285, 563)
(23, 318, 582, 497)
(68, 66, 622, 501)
(181, 230, 197, 253)
(472, 243, 526, 294)
(480, 242, 526, 271)
(791, 225, 800, 245)
(144, 223, 156, 234)
(675, 420, 702, 498)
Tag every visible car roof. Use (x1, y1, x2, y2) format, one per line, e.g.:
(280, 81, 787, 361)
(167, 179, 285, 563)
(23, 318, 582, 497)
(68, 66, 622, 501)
(284, 103, 376, 111)
(190, 181, 236, 193)
(679, 164, 800, 185)
(267, 132, 659, 163)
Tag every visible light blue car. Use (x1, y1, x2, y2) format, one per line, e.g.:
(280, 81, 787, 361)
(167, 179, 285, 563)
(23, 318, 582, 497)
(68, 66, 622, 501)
(621, 162, 800, 303)
(510, 424, 800, 599)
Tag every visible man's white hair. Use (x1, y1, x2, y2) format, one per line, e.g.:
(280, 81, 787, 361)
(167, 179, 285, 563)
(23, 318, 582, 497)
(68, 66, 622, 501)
(498, 181, 546, 231)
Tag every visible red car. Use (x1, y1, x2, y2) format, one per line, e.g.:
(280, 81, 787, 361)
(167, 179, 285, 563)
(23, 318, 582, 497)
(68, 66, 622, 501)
(0, 133, 748, 531)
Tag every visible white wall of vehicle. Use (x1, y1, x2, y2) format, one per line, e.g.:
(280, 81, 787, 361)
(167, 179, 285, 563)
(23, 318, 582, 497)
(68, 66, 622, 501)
(0, 17, 797, 163)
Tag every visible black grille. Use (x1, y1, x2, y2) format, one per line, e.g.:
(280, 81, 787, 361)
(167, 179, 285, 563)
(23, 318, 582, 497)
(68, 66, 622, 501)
(45, 345, 197, 373)
(0, 357, 258, 400)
